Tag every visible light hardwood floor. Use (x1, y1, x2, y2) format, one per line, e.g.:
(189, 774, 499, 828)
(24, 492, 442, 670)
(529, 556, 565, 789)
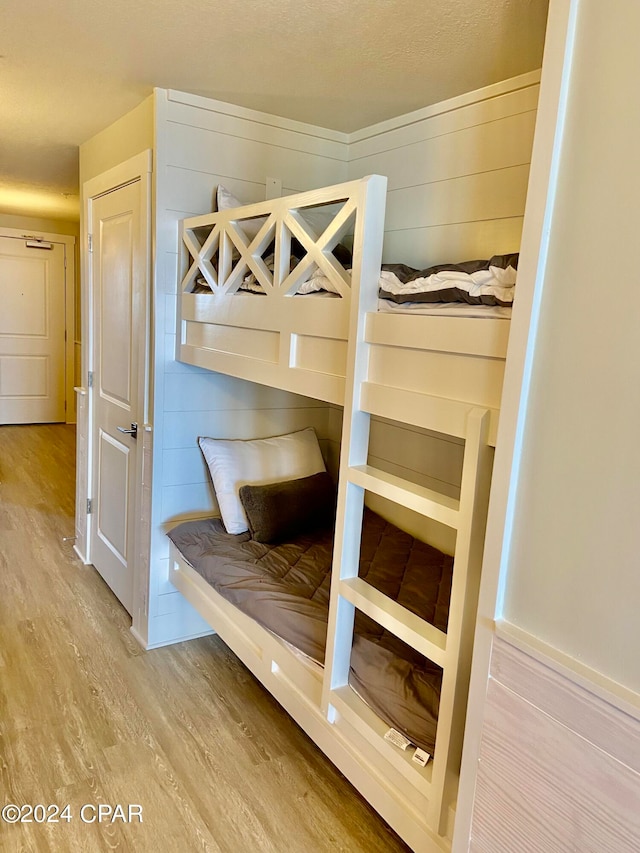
(0, 424, 409, 853)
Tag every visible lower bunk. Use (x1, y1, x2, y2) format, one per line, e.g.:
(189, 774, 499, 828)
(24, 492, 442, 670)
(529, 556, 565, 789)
(168, 505, 456, 852)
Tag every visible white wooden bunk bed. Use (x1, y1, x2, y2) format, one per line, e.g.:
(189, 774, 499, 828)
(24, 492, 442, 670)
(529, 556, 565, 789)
(170, 175, 510, 851)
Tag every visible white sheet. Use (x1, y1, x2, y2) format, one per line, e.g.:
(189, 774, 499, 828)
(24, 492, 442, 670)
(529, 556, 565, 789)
(196, 275, 513, 317)
(378, 264, 516, 305)
(376, 299, 512, 319)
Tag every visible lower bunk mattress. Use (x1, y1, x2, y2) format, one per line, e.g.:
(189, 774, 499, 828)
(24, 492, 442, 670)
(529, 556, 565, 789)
(168, 508, 453, 755)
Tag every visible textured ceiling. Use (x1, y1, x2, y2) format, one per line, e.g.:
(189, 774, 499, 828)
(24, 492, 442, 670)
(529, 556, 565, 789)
(0, 0, 549, 221)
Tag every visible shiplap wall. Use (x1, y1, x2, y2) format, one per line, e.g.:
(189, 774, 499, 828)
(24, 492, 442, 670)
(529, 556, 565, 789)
(346, 72, 539, 555)
(348, 71, 539, 268)
(469, 633, 640, 852)
(147, 75, 539, 646)
(147, 90, 349, 647)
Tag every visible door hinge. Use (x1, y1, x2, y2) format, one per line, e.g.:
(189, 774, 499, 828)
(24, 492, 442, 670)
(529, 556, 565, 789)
(88, 234, 93, 253)
(86, 498, 93, 514)
(88, 371, 94, 388)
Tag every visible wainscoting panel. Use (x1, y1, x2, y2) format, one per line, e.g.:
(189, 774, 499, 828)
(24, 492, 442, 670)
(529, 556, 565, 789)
(469, 634, 640, 853)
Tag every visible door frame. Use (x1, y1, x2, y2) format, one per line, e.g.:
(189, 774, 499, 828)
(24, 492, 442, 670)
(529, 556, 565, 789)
(0, 226, 76, 424)
(78, 151, 152, 628)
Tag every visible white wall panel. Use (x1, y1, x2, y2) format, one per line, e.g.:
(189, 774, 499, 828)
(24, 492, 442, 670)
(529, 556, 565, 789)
(161, 482, 216, 522)
(369, 418, 464, 496)
(382, 218, 525, 268)
(160, 407, 319, 450)
(164, 292, 177, 334)
(165, 166, 265, 218)
(163, 333, 195, 374)
(150, 88, 346, 644)
(349, 78, 538, 268)
(147, 603, 213, 649)
(162, 447, 210, 487)
(470, 635, 640, 853)
(154, 557, 174, 597)
(352, 111, 536, 192)
(162, 372, 321, 413)
(150, 523, 173, 563)
(152, 590, 183, 618)
(162, 374, 328, 416)
(167, 92, 348, 160)
(384, 166, 530, 233)
(501, 1, 640, 695)
(348, 78, 540, 159)
(166, 123, 348, 195)
(163, 251, 179, 295)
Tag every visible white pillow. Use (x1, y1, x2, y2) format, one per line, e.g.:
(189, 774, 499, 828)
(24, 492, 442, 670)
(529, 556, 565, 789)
(217, 185, 265, 240)
(216, 185, 338, 243)
(199, 427, 326, 534)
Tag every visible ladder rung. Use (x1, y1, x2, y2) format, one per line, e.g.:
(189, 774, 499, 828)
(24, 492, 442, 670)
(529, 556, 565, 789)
(348, 464, 460, 529)
(360, 381, 500, 447)
(328, 685, 433, 795)
(340, 577, 448, 668)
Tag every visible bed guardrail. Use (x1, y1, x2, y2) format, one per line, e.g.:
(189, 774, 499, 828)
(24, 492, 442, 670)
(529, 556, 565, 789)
(176, 176, 388, 405)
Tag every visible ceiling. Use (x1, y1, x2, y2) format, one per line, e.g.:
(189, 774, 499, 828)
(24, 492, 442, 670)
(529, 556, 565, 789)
(1, 0, 549, 223)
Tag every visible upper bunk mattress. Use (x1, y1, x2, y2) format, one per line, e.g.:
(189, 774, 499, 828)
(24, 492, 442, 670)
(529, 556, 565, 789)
(169, 508, 452, 754)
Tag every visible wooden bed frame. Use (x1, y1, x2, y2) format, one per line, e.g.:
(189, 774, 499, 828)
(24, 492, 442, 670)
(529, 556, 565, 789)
(177, 176, 387, 405)
(176, 176, 509, 434)
(173, 176, 510, 851)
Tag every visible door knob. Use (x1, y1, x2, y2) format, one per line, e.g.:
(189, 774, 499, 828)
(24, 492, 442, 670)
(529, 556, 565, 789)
(117, 422, 138, 439)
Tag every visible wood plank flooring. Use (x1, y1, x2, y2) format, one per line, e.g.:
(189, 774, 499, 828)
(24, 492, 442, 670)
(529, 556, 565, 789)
(0, 424, 409, 852)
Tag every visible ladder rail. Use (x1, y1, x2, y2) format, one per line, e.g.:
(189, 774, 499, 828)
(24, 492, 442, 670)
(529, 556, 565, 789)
(321, 171, 494, 842)
(321, 174, 387, 704)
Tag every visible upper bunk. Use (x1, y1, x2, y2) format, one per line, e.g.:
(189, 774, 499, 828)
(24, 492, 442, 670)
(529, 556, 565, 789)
(176, 175, 512, 445)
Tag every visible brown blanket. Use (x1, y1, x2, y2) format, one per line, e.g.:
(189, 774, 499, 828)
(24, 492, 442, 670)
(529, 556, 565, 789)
(168, 508, 452, 753)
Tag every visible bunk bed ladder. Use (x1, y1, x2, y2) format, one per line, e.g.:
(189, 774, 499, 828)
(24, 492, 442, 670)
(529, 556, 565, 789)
(324, 409, 492, 838)
(321, 174, 493, 838)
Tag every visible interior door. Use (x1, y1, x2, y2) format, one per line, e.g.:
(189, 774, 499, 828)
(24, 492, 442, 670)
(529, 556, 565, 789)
(88, 180, 145, 614)
(0, 236, 66, 424)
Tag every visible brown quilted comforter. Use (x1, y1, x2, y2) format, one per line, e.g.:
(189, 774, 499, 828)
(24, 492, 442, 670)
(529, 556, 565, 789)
(168, 508, 453, 754)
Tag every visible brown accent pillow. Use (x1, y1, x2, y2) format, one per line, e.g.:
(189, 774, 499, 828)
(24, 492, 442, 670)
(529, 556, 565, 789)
(239, 472, 336, 543)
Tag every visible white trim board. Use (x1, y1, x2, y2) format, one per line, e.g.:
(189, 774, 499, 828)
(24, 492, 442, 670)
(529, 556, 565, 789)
(348, 70, 542, 145)
(495, 621, 640, 721)
(166, 89, 349, 147)
(82, 150, 153, 201)
(0, 227, 76, 244)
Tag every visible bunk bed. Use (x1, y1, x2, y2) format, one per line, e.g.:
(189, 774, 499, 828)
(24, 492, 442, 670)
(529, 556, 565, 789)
(170, 175, 509, 851)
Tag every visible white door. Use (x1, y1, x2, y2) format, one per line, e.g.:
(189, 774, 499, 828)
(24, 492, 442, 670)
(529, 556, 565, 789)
(0, 236, 66, 424)
(88, 180, 146, 614)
